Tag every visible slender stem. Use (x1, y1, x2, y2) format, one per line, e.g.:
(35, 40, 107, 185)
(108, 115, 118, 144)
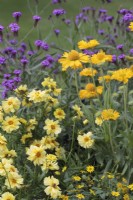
(66, 120, 76, 161)
(108, 122, 115, 156)
(1, 159, 12, 189)
(123, 84, 128, 130)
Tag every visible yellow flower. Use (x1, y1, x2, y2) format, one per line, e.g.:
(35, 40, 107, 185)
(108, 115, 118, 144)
(2, 116, 20, 133)
(78, 39, 99, 49)
(43, 119, 61, 135)
(5, 172, 23, 189)
(128, 22, 133, 31)
(72, 175, 81, 181)
(42, 77, 57, 89)
(20, 132, 32, 144)
(123, 194, 130, 200)
(98, 75, 111, 83)
(90, 189, 96, 195)
(26, 145, 46, 165)
(86, 165, 94, 173)
(128, 183, 133, 191)
(28, 89, 48, 103)
(15, 84, 28, 96)
(60, 195, 69, 200)
(62, 166, 67, 172)
(0, 134, 7, 147)
(0, 192, 15, 200)
(101, 109, 120, 121)
(54, 108, 66, 120)
(76, 194, 85, 199)
(77, 132, 94, 148)
(58, 50, 89, 71)
(76, 184, 84, 189)
(2, 97, 21, 114)
(80, 68, 97, 77)
(72, 104, 83, 118)
(79, 83, 103, 99)
(91, 50, 112, 65)
(111, 191, 120, 197)
(41, 136, 59, 149)
(95, 116, 103, 126)
(44, 176, 61, 199)
(111, 68, 133, 84)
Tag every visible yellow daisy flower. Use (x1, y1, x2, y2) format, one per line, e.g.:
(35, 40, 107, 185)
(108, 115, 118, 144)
(2, 116, 20, 133)
(58, 50, 89, 71)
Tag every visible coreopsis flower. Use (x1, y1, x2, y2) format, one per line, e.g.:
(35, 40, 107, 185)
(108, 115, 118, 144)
(72, 175, 81, 181)
(0, 158, 13, 176)
(72, 104, 83, 118)
(54, 108, 66, 120)
(0, 192, 15, 200)
(28, 89, 48, 103)
(79, 83, 103, 99)
(44, 176, 61, 199)
(95, 116, 103, 126)
(128, 22, 133, 31)
(26, 145, 46, 165)
(43, 119, 61, 135)
(42, 77, 57, 89)
(128, 183, 133, 191)
(91, 50, 112, 65)
(20, 132, 32, 144)
(41, 136, 59, 149)
(0, 134, 7, 147)
(15, 84, 28, 96)
(111, 68, 133, 84)
(2, 116, 20, 133)
(86, 165, 95, 173)
(123, 194, 130, 200)
(78, 39, 99, 49)
(76, 194, 85, 199)
(60, 195, 69, 200)
(98, 75, 111, 83)
(5, 172, 23, 189)
(77, 132, 94, 148)
(42, 154, 59, 171)
(79, 68, 97, 77)
(2, 97, 21, 113)
(58, 50, 89, 71)
(101, 109, 120, 121)
(111, 191, 120, 197)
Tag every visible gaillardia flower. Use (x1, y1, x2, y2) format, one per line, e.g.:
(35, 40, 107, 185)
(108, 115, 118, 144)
(58, 50, 89, 71)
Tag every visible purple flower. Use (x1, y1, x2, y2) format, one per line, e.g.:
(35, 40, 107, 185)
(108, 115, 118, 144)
(52, 0, 61, 3)
(116, 44, 124, 50)
(4, 74, 11, 79)
(99, 9, 107, 16)
(54, 29, 60, 36)
(118, 54, 125, 60)
(33, 15, 41, 27)
(12, 11, 22, 22)
(21, 42, 27, 50)
(112, 55, 117, 63)
(9, 23, 20, 36)
(106, 15, 114, 23)
(118, 9, 129, 15)
(129, 48, 133, 55)
(82, 6, 91, 13)
(20, 58, 29, 66)
(98, 29, 105, 35)
(82, 50, 94, 56)
(42, 60, 50, 67)
(27, 50, 35, 56)
(14, 69, 22, 75)
(0, 57, 6, 65)
(13, 76, 21, 82)
(52, 9, 66, 17)
(0, 25, 4, 32)
(41, 41, 49, 51)
(34, 40, 42, 49)
(46, 54, 55, 63)
(122, 14, 133, 22)
(64, 19, 71, 25)
(9, 39, 18, 45)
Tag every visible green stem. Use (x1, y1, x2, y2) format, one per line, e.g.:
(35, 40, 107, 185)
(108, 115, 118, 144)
(123, 84, 128, 130)
(66, 120, 76, 161)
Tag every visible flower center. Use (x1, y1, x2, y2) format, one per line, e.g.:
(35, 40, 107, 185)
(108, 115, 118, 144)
(36, 152, 41, 157)
(51, 125, 56, 130)
(8, 120, 14, 125)
(68, 50, 80, 61)
(8, 101, 13, 105)
(84, 137, 90, 142)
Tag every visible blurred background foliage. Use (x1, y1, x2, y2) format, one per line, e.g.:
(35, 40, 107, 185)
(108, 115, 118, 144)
(0, 0, 133, 45)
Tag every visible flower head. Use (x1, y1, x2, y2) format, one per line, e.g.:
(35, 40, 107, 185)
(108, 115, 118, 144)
(77, 132, 94, 148)
(58, 50, 89, 71)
